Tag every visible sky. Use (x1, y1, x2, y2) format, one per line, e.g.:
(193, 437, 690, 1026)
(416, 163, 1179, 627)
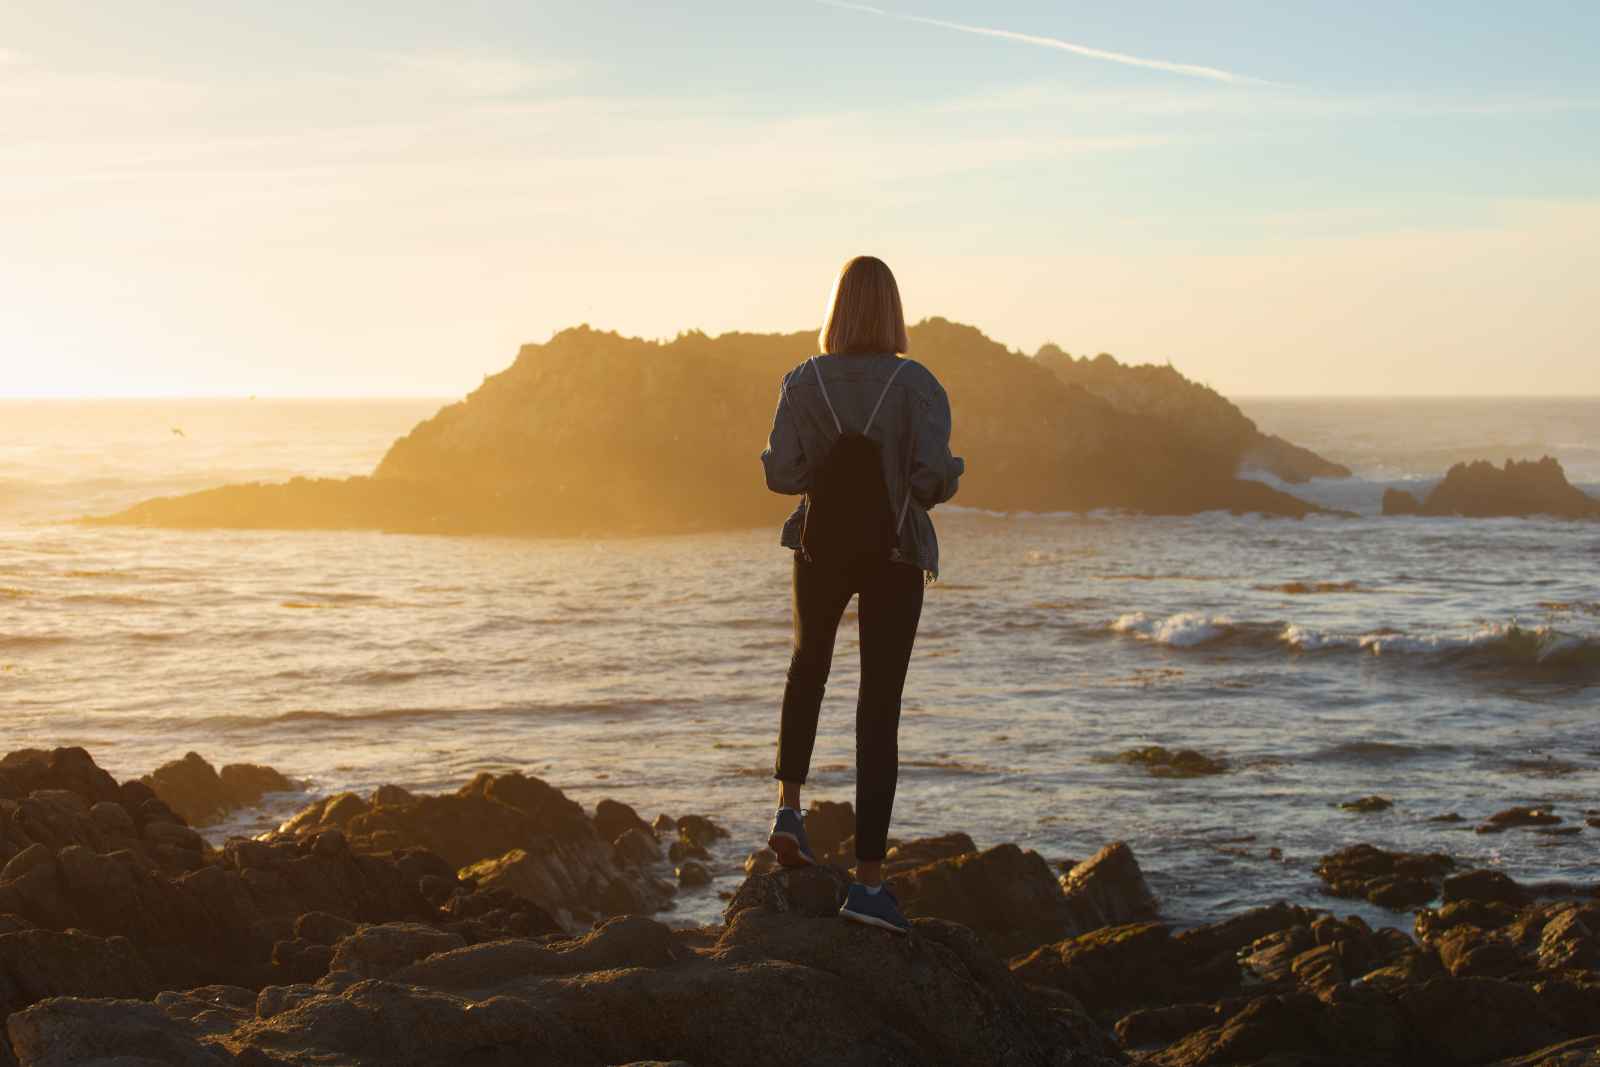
(1, 1, 1596, 397)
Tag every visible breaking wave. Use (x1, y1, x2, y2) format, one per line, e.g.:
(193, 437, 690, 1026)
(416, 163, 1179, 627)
(1110, 612, 1600, 678)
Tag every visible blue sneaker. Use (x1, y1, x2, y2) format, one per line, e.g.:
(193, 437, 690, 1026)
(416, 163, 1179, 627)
(767, 807, 816, 867)
(838, 882, 910, 934)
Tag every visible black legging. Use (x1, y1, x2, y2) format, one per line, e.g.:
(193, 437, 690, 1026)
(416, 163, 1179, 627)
(773, 551, 925, 862)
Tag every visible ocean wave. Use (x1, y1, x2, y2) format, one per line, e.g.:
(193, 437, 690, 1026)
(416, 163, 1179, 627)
(1111, 612, 1238, 648)
(1111, 612, 1600, 677)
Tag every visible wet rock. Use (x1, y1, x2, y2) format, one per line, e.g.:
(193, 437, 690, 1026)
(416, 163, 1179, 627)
(143, 752, 292, 827)
(219, 762, 294, 806)
(6, 996, 232, 1067)
(278, 791, 368, 836)
(615, 826, 663, 866)
(1434, 925, 1526, 978)
(1059, 841, 1159, 932)
(594, 798, 651, 843)
(1480, 807, 1564, 834)
(1315, 843, 1453, 909)
(651, 813, 676, 836)
(1115, 745, 1227, 778)
(1535, 905, 1600, 972)
(0, 748, 120, 808)
(675, 860, 712, 888)
(1340, 795, 1394, 813)
(1444, 868, 1531, 907)
(892, 842, 1086, 956)
(371, 783, 416, 807)
(1430, 812, 1465, 823)
(668, 839, 710, 863)
(743, 847, 779, 876)
(675, 813, 728, 848)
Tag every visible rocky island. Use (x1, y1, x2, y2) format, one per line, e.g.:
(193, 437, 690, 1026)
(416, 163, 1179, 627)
(1383, 457, 1600, 519)
(92, 320, 1349, 536)
(7, 745, 1600, 1065)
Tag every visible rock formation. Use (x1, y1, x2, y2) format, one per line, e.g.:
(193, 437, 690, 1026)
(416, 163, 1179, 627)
(1383, 457, 1600, 518)
(1034, 346, 1351, 484)
(94, 320, 1341, 535)
(14, 746, 1600, 1065)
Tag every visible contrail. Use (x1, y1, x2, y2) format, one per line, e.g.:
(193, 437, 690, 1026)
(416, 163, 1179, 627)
(816, 0, 1265, 85)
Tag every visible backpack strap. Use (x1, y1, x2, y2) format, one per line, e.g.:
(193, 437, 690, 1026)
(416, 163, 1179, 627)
(809, 356, 907, 435)
(863, 360, 908, 435)
(807, 357, 843, 434)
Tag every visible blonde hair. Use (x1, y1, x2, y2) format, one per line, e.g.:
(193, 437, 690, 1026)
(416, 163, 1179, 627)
(819, 255, 910, 356)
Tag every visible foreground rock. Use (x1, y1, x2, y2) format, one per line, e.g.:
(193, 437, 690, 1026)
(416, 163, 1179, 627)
(9, 883, 1123, 1066)
(270, 770, 676, 930)
(1382, 457, 1600, 519)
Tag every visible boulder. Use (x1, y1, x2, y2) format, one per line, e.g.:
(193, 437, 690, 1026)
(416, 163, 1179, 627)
(891, 843, 1085, 956)
(1340, 795, 1394, 813)
(142, 752, 291, 827)
(676, 860, 712, 888)
(615, 827, 663, 867)
(675, 814, 728, 849)
(219, 763, 295, 808)
(594, 798, 651, 844)
(1444, 869, 1531, 907)
(5, 997, 232, 1067)
(1059, 842, 1159, 932)
(1315, 843, 1452, 909)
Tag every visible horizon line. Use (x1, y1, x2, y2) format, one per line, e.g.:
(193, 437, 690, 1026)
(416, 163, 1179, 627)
(5, 392, 1600, 402)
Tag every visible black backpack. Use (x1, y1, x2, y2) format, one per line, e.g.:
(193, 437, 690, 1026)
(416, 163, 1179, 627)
(798, 357, 909, 566)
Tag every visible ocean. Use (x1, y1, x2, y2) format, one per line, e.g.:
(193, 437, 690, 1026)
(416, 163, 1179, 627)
(2, 396, 1597, 930)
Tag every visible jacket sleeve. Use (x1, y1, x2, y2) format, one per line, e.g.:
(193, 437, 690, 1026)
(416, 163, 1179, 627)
(760, 381, 810, 495)
(909, 381, 964, 508)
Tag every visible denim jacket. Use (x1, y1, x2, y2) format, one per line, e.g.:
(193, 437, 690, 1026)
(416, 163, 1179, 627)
(760, 353, 964, 579)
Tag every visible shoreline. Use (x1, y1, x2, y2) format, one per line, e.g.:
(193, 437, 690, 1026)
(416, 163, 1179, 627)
(6, 746, 1600, 1065)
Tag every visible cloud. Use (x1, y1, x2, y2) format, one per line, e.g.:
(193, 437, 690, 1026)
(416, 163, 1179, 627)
(815, 1, 1270, 85)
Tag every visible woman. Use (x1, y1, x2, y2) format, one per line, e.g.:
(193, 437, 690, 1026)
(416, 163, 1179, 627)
(759, 255, 964, 934)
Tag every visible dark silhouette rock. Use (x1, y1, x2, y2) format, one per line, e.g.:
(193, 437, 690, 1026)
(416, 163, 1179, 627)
(1035, 344, 1350, 485)
(593, 798, 651, 844)
(141, 752, 293, 827)
(1413, 457, 1600, 519)
(1113, 746, 1227, 778)
(1059, 842, 1160, 932)
(890, 842, 1102, 956)
(1443, 869, 1531, 907)
(675, 813, 728, 848)
(1479, 806, 1563, 833)
(675, 860, 711, 887)
(94, 320, 1333, 536)
(1340, 795, 1394, 813)
(1382, 487, 1421, 515)
(1315, 843, 1453, 910)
